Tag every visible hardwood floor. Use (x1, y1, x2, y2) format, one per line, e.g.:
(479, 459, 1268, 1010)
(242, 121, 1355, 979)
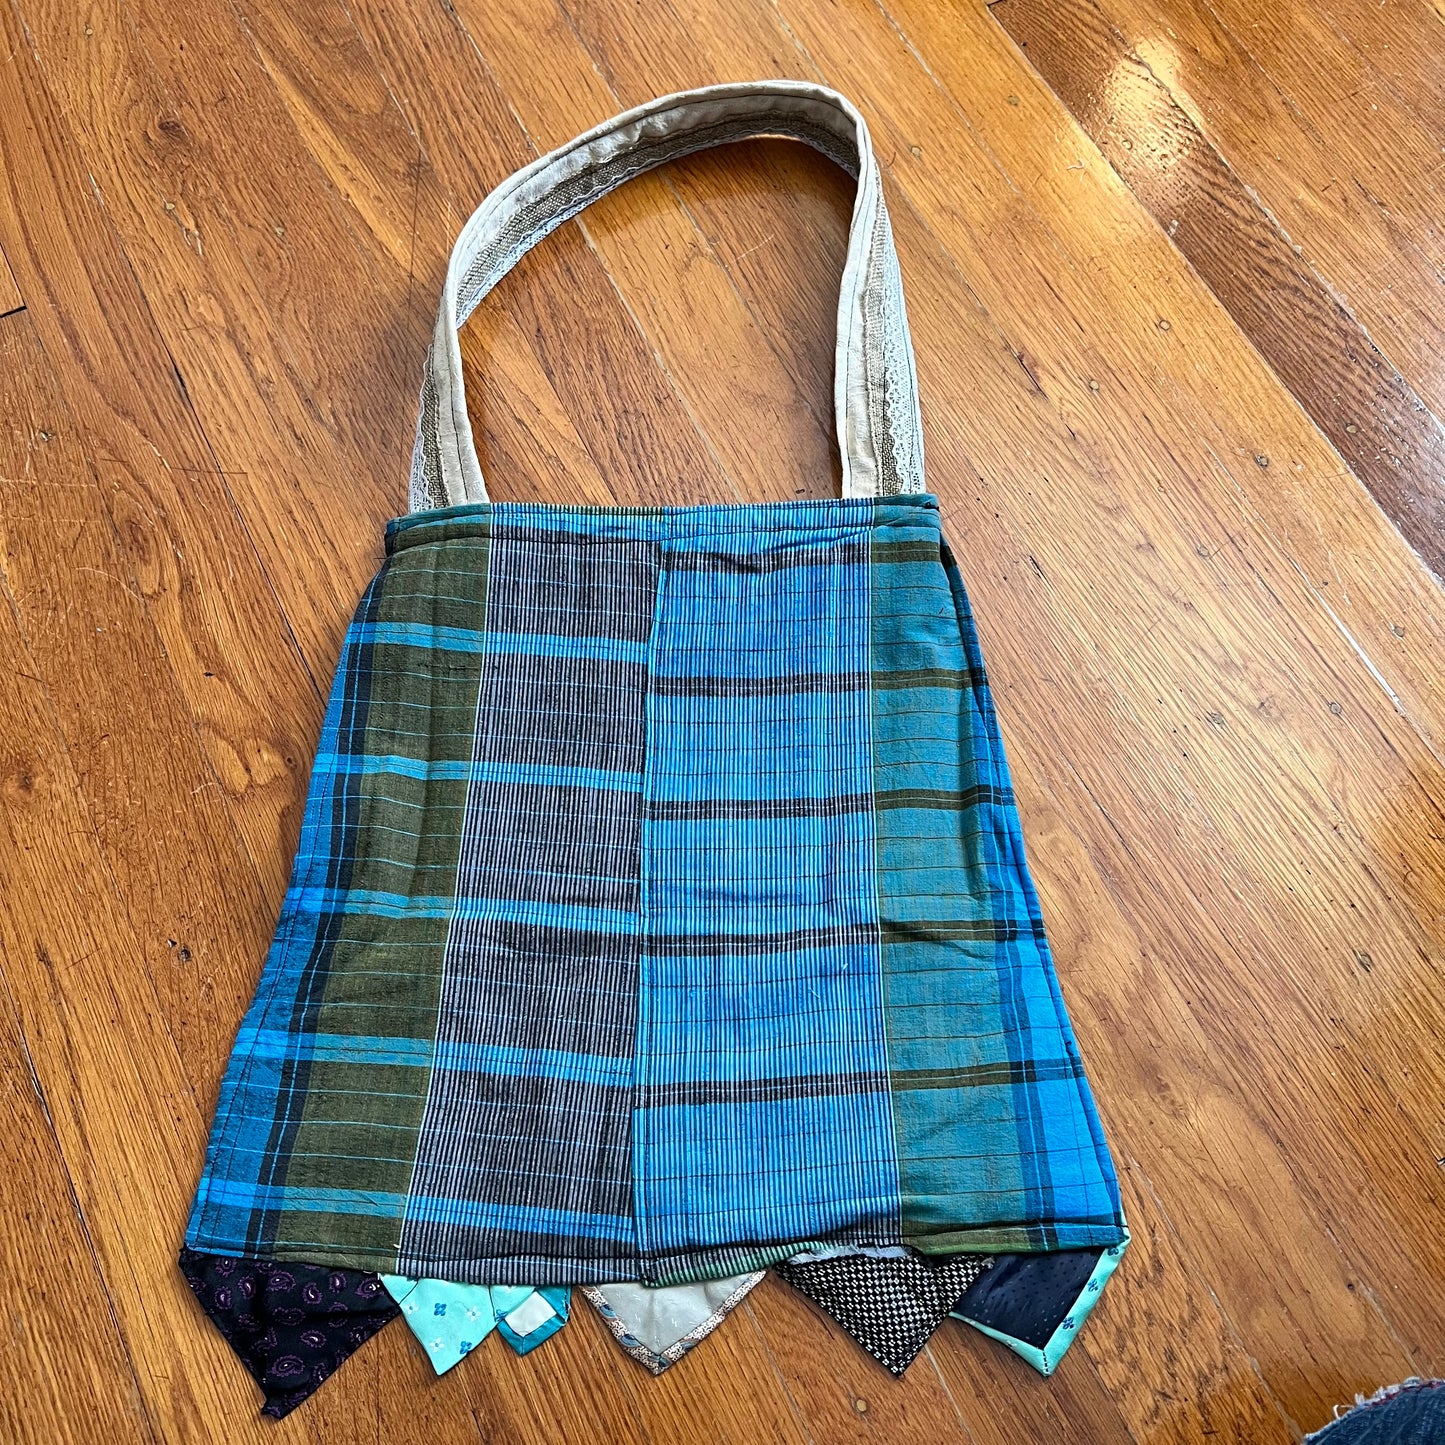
(1, 0, 1442, 1441)
(993, 0, 1445, 575)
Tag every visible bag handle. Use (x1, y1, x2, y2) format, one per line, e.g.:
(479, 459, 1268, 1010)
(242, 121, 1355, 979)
(409, 79, 926, 511)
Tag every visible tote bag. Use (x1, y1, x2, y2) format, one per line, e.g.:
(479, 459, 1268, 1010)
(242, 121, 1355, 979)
(183, 79, 1125, 1295)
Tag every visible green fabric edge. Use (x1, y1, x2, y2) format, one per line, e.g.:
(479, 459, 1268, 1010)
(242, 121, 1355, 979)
(909, 1221, 1128, 1254)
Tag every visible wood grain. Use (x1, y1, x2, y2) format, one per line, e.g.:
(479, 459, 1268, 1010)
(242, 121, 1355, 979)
(994, 0, 1445, 578)
(4, 0, 1444, 1440)
(0, 885, 148, 1445)
(0, 0, 316, 1079)
(0, 246, 21, 316)
(1037, 0, 1445, 463)
(1306, 0, 1445, 135)
(0, 311, 313, 1445)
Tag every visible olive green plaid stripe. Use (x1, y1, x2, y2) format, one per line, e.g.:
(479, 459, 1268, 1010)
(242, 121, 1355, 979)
(234, 528, 491, 1261)
(870, 521, 1124, 1254)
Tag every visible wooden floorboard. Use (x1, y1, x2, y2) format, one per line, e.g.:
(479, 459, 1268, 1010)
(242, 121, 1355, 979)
(993, 0, 1445, 578)
(1308, 0, 1445, 133)
(0, 246, 20, 318)
(1001, 0, 1445, 554)
(3, 0, 1443, 1440)
(0, 874, 150, 1445)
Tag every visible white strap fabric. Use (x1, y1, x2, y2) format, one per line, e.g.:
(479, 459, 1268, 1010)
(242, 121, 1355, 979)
(409, 79, 926, 512)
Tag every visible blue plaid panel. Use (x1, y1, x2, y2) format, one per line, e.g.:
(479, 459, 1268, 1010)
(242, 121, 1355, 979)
(633, 521, 901, 1257)
(870, 516, 1123, 1252)
(186, 495, 1126, 1285)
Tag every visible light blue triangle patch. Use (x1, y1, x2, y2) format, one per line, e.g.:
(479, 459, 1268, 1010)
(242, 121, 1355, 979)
(381, 1276, 571, 1373)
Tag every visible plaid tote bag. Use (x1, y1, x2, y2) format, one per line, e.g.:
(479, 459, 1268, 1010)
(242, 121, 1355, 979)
(183, 80, 1126, 1297)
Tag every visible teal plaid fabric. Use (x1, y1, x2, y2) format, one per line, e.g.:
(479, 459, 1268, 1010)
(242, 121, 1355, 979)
(185, 494, 1124, 1286)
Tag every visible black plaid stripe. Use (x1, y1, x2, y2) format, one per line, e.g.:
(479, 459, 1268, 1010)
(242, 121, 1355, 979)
(644, 922, 879, 957)
(477, 653, 648, 770)
(398, 529, 660, 1268)
(650, 670, 868, 697)
(486, 523, 659, 641)
(664, 543, 865, 575)
(647, 794, 872, 821)
(637, 1071, 890, 1108)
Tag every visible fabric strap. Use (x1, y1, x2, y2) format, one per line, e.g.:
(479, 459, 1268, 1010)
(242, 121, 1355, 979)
(410, 79, 927, 511)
